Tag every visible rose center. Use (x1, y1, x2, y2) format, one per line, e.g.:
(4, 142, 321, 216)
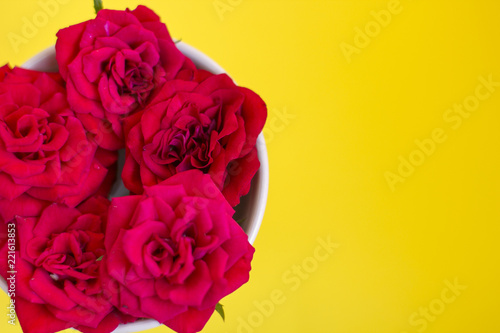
(9, 114, 57, 160)
(33, 230, 101, 282)
(145, 224, 197, 279)
(152, 110, 218, 171)
(109, 56, 156, 106)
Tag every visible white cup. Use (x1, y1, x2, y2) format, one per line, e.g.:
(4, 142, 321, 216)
(1, 43, 269, 333)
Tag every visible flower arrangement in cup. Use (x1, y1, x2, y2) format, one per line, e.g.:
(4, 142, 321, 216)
(0, 2, 267, 333)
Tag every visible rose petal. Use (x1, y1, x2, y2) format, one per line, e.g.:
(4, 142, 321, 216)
(136, 41, 160, 67)
(223, 116, 246, 162)
(164, 306, 216, 333)
(107, 234, 130, 285)
(115, 284, 146, 318)
(67, 51, 101, 101)
(0, 150, 46, 179)
(0, 173, 30, 200)
(3, 83, 41, 108)
(59, 116, 92, 162)
(14, 257, 45, 303)
(158, 41, 186, 80)
(98, 75, 136, 115)
(56, 21, 89, 79)
(148, 80, 198, 106)
(220, 148, 260, 207)
(0, 194, 49, 222)
(60, 160, 108, 207)
(144, 183, 186, 208)
(168, 260, 212, 307)
(16, 297, 72, 333)
(221, 246, 254, 296)
(123, 220, 168, 266)
(64, 280, 112, 313)
(130, 5, 161, 23)
(76, 113, 123, 150)
(66, 76, 104, 117)
(140, 296, 187, 324)
(106, 196, 142, 250)
(47, 303, 106, 329)
(41, 123, 70, 151)
(139, 159, 159, 187)
(96, 9, 141, 27)
(122, 150, 144, 194)
(12, 157, 61, 187)
(195, 73, 236, 95)
(75, 312, 122, 333)
(33, 203, 80, 237)
(83, 47, 118, 83)
(29, 268, 77, 311)
(80, 18, 121, 48)
(34, 73, 66, 104)
(125, 277, 156, 298)
(239, 87, 267, 155)
(140, 103, 166, 143)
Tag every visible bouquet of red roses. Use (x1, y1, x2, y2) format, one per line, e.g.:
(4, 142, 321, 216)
(0, 3, 267, 333)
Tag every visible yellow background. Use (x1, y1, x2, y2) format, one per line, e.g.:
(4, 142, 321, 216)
(1, 0, 500, 332)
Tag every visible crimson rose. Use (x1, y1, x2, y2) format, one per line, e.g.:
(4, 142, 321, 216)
(0, 197, 129, 333)
(102, 170, 254, 333)
(122, 73, 267, 206)
(0, 66, 115, 207)
(56, 5, 194, 147)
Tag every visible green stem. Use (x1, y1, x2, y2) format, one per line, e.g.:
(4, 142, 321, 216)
(94, 0, 103, 14)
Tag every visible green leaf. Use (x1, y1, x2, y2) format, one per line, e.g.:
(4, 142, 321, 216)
(175, 38, 182, 44)
(94, 0, 103, 14)
(236, 218, 246, 225)
(215, 303, 225, 322)
(96, 255, 104, 262)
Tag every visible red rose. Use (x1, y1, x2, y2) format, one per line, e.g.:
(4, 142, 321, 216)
(0, 66, 116, 207)
(0, 195, 50, 223)
(56, 5, 194, 147)
(0, 197, 127, 333)
(103, 170, 254, 333)
(122, 73, 267, 206)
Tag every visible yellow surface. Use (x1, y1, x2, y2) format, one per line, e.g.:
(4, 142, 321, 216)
(1, 0, 500, 332)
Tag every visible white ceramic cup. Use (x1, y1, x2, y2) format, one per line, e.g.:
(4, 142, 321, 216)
(1, 42, 269, 333)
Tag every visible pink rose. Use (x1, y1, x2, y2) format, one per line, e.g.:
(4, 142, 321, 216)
(122, 73, 267, 206)
(0, 66, 116, 207)
(0, 197, 129, 333)
(56, 5, 194, 147)
(103, 170, 254, 333)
